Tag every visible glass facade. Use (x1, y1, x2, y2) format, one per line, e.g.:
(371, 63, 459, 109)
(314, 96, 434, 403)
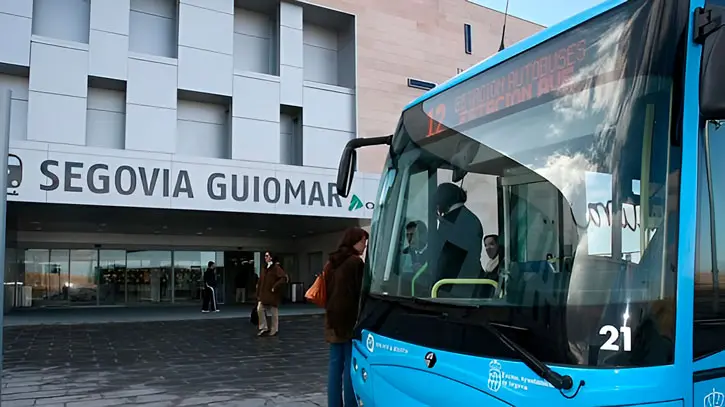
(9, 249, 298, 308)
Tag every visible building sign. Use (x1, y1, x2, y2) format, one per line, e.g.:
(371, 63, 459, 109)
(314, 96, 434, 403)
(6, 146, 378, 219)
(7, 153, 21, 196)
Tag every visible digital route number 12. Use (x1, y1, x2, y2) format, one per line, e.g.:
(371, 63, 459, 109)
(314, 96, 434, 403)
(599, 324, 632, 352)
(426, 104, 446, 137)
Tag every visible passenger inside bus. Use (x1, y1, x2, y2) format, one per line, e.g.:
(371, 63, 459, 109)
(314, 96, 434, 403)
(431, 182, 485, 298)
(400, 220, 429, 296)
(404, 220, 428, 271)
(475, 234, 502, 298)
(482, 234, 501, 282)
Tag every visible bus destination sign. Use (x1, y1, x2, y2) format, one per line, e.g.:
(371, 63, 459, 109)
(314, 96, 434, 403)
(424, 38, 590, 137)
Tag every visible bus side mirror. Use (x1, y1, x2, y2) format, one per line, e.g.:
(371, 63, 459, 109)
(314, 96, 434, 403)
(337, 145, 357, 198)
(698, 6, 725, 119)
(336, 135, 393, 198)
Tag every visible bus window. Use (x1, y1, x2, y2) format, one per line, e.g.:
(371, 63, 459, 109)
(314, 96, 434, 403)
(694, 119, 725, 359)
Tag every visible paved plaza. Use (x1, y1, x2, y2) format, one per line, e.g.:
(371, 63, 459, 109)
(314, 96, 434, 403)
(1, 311, 329, 407)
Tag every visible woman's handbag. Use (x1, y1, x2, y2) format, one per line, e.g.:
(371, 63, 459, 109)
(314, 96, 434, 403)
(305, 264, 329, 307)
(249, 304, 259, 326)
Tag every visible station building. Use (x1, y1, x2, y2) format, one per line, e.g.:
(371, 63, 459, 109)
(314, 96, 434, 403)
(0, 0, 540, 310)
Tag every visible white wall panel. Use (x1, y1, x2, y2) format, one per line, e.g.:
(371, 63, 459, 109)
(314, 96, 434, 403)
(89, 30, 129, 80)
(29, 41, 88, 98)
(178, 46, 233, 96)
(0, 13, 31, 66)
(232, 74, 279, 122)
(27, 91, 87, 145)
(90, 0, 130, 35)
(125, 104, 176, 153)
(127, 57, 177, 109)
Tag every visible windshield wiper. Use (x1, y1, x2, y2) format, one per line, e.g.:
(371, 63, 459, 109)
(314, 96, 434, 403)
(455, 310, 575, 391)
(371, 294, 580, 394)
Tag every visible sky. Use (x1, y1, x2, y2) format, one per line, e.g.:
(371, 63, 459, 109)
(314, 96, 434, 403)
(470, 0, 608, 27)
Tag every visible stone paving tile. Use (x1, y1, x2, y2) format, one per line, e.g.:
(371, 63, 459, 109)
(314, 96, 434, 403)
(2, 315, 329, 406)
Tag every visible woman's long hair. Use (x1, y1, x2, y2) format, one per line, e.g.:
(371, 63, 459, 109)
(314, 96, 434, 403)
(327, 227, 369, 269)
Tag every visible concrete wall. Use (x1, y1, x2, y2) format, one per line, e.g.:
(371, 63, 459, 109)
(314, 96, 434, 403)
(0, 0, 359, 171)
(303, 0, 543, 172)
(0, 0, 542, 177)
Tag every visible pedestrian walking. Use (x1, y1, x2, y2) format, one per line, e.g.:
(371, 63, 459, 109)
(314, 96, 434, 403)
(256, 252, 288, 336)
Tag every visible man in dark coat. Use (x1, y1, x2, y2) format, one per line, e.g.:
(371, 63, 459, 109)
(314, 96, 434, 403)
(431, 182, 484, 298)
(256, 252, 288, 336)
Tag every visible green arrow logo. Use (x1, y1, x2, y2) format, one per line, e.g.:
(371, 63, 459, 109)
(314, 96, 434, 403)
(348, 194, 363, 211)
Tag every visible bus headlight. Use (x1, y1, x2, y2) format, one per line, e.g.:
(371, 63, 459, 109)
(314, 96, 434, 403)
(362, 368, 368, 382)
(353, 358, 358, 371)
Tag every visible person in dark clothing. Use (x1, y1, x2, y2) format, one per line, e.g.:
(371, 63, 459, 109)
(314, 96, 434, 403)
(256, 252, 288, 336)
(401, 220, 429, 296)
(432, 182, 484, 298)
(404, 220, 428, 271)
(202, 261, 219, 313)
(324, 227, 368, 407)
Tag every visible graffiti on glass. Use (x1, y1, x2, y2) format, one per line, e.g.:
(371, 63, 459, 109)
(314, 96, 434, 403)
(587, 200, 641, 232)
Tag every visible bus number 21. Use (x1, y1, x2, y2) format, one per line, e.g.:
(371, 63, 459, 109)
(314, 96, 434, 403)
(599, 325, 632, 352)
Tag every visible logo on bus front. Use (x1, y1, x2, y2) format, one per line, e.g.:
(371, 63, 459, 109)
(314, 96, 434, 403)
(424, 352, 437, 368)
(365, 333, 375, 353)
(705, 388, 724, 407)
(487, 360, 503, 393)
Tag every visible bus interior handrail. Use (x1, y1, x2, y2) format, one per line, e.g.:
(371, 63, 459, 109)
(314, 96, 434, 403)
(431, 278, 499, 298)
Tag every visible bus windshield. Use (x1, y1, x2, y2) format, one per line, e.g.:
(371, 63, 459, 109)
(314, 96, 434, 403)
(364, 0, 685, 368)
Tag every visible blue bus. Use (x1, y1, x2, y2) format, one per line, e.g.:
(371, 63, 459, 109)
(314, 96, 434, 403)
(335, 0, 725, 405)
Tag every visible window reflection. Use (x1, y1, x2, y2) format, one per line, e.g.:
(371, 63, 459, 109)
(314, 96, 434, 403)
(69, 250, 98, 305)
(126, 251, 172, 303)
(49, 249, 70, 305)
(15, 249, 282, 308)
(24, 249, 52, 306)
(98, 250, 126, 305)
(173, 251, 207, 303)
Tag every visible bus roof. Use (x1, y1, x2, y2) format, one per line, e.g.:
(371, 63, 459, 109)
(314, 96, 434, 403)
(403, 0, 625, 111)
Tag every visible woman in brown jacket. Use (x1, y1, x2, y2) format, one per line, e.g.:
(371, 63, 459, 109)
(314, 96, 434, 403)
(256, 252, 288, 337)
(324, 227, 368, 407)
